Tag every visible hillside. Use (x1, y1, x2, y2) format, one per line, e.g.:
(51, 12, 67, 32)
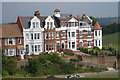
(103, 32, 119, 50)
(97, 17, 117, 26)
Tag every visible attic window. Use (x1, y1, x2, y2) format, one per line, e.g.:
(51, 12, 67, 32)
(33, 22, 35, 28)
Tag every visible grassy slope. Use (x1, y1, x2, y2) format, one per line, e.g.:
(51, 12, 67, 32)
(103, 32, 119, 50)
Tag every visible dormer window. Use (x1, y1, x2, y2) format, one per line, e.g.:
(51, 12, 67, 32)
(33, 22, 35, 28)
(32, 22, 39, 28)
(36, 22, 39, 28)
(47, 22, 49, 29)
(50, 22, 53, 28)
(71, 22, 75, 27)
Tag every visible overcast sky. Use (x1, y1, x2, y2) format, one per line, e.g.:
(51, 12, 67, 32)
(2, 2, 118, 24)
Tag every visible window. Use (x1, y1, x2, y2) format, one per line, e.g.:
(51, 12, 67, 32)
(18, 38, 21, 44)
(17, 50, 23, 55)
(49, 45, 51, 50)
(31, 34, 33, 40)
(45, 33, 48, 39)
(26, 34, 29, 39)
(38, 45, 40, 51)
(50, 22, 53, 28)
(36, 22, 39, 28)
(9, 38, 13, 45)
(61, 22, 63, 27)
(95, 31, 97, 36)
(79, 31, 82, 36)
(62, 43, 64, 48)
(56, 32, 59, 38)
(72, 32, 75, 37)
(69, 42, 71, 49)
(71, 22, 75, 27)
(8, 49, 15, 56)
(26, 45, 29, 52)
(96, 40, 97, 46)
(46, 45, 48, 51)
(80, 42, 83, 47)
(38, 33, 40, 39)
(33, 22, 35, 28)
(52, 44, 54, 50)
(80, 23, 82, 26)
(68, 32, 70, 37)
(72, 42, 75, 49)
(88, 41, 91, 46)
(47, 22, 49, 29)
(35, 45, 37, 52)
(49, 33, 51, 39)
(34, 33, 37, 39)
(99, 31, 100, 36)
(5, 38, 15, 45)
(68, 22, 71, 27)
(62, 32, 65, 37)
(52, 33, 54, 39)
(99, 40, 100, 46)
(57, 43, 60, 52)
(31, 45, 34, 52)
(88, 31, 91, 36)
(76, 22, 78, 26)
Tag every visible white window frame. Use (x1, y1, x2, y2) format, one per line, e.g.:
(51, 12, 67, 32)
(5, 38, 15, 45)
(5, 49, 15, 56)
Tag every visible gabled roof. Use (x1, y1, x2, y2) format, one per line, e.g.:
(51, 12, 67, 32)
(0, 24, 23, 38)
(20, 16, 47, 29)
(94, 22, 102, 30)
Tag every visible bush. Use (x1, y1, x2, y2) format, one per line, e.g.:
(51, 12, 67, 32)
(93, 46, 100, 50)
(63, 49, 74, 56)
(70, 58, 80, 62)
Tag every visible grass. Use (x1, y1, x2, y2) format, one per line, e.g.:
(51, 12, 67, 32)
(103, 32, 119, 50)
(82, 74, 118, 78)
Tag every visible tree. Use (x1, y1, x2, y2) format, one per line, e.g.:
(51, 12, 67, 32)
(89, 16, 98, 26)
(2, 55, 18, 75)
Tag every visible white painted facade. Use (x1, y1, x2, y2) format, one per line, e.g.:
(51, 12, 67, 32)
(23, 16, 44, 55)
(94, 30, 102, 49)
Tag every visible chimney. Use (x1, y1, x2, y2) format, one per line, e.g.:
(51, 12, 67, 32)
(69, 14, 73, 17)
(82, 14, 87, 21)
(76, 15, 80, 18)
(34, 11, 40, 18)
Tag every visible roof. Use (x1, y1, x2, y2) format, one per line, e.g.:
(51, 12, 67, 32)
(94, 22, 102, 30)
(0, 24, 23, 38)
(20, 16, 47, 29)
(54, 8, 60, 12)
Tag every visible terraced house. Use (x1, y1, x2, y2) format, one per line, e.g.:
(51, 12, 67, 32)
(1, 9, 102, 58)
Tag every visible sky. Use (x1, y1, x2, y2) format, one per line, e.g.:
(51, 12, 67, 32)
(2, 2, 118, 24)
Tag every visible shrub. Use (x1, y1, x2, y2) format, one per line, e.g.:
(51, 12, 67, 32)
(93, 46, 100, 50)
(63, 49, 74, 56)
(70, 58, 80, 62)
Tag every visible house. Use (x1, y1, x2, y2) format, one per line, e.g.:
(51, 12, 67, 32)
(17, 9, 102, 56)
(0, 24, 24, 59)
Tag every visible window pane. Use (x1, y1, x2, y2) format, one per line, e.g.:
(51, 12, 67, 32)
(33, 22, 35, 28)
(88, 31, 91, 36)
(36, 22, 39, 28)
(62, 32, 65, 37)
(72, 42, 75, 48)
(47, 22, 49, 29)
(38, 45, 40, 51)
(72, 32, 75, 37)
(49, 45, 51, 50)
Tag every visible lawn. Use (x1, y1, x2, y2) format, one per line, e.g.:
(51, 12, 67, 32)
(82, 74, 118, 78)
(103, 32, 119, 50)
